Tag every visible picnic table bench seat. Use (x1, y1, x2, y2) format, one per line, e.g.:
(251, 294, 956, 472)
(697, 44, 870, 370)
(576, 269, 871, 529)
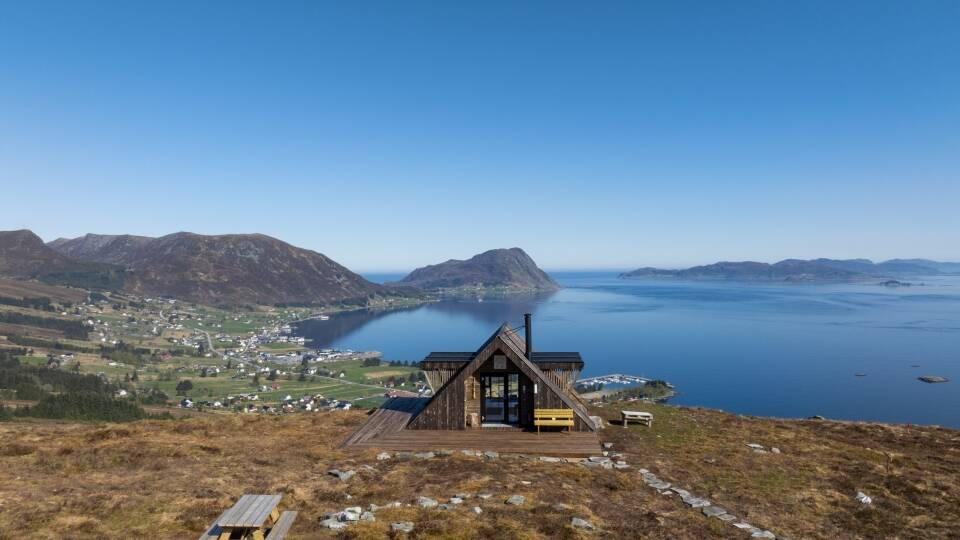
(534, 408, 575, 434)
(265, 511, 298, 540)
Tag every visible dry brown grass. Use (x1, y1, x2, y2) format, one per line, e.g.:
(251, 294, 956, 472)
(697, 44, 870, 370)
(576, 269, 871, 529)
(0, 278, 88, 304)
(0, 403, 957, 539)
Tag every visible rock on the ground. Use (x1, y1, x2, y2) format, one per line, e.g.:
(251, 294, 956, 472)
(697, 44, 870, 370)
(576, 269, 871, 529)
(391, 521, 414, 533)
(540, 456, 561, 463)
(472, 506, 483, 514)
(745, 443, 764, 450)
(450, 497, 464, 505)
(751, 531, 776, 538)
(702, 505, 727, 518)
(417, 496, 438, 508)
(338, 509, 360, 522)
(602, 442, 614, 449)
(376, 452, 391, 460)
(771, 447, 781, 454)
(505, 495, 525, 505)
(855, 491, 873, 505)
(484, 451, 499, 459)
(320, 517, 347, 530)
(571, 517, 595, 530)
(414, 451, 435, 459)
(328, 469, 356, 482)
(360, 511, 375, 522)
(477, 493, 493, 500)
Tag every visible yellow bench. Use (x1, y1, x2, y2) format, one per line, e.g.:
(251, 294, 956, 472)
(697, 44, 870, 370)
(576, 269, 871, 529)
(534, 408, 574, 434)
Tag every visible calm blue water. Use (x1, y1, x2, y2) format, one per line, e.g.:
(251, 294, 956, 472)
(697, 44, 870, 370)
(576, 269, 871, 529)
(296, 272, 960, 427)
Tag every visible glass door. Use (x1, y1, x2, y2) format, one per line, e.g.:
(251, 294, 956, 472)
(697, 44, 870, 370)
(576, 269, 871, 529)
(507, 373, 520, 424)
(481, 375, 505, 423)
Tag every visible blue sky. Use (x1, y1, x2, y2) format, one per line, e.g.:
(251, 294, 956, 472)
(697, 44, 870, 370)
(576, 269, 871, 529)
(1, 1, 957, 271)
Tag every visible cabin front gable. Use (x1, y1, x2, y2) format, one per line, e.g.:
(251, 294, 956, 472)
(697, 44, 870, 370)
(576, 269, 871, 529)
(408, 327, 595, 431)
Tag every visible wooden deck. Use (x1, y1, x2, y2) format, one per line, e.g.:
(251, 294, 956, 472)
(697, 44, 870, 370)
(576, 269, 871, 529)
(341, 397, 601, 457)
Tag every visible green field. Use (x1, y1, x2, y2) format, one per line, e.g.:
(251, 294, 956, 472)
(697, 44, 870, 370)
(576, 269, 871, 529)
(150, 358, 420, 408)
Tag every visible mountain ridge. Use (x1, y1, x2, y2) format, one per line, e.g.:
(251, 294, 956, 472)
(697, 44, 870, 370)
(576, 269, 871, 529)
(393, 248, 560, 292)
(0, 230, 126, 290)
(34, 230, 391, 306)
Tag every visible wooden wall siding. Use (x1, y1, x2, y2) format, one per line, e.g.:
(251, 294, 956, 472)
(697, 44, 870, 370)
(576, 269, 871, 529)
(464, 375, 480, 426)
(408, 330, 595, 431)
(542, 369, 577, 391)
(424, 368, 459, 392)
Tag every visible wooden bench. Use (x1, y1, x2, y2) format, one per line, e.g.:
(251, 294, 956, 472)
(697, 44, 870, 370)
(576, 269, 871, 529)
(265, 511, 298, 540)
(621, 410, 653, 428)
(534, 408, 574, 434)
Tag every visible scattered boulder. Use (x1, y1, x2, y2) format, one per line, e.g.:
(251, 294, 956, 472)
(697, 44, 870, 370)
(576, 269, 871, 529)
(602, 442, 614, 449)
(414, 451, 435, 459)
(702, 505, 728, 518)
(472, 506, 483, 514)
(571, 517, 595, 530)
(391, 521, 414, 533)
(751, 531, 776, 538)
(477, 493, 493, 500)
(338, 508, 360, 522)
(484, 451, 499, 460)
(417, 496, 438, 508)
(771, 447, 781, 454)
(360, 511, 375, 522)
(855, 491, 873, 505)
(505, 495, 526, 505)
(320, 517, 347, 530)
(745, 443, 764, 450)
(540, 456, 561, 463)
(328, 469, 356, 482)
(449, 497, 464, 505)
(376, 452, 391, 461)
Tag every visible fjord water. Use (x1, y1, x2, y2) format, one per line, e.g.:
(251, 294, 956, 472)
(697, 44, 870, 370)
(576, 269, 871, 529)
(296, 273, 960, 427)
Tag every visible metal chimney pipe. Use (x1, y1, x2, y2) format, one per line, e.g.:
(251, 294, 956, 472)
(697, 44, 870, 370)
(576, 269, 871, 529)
(524, 313, 533, 359)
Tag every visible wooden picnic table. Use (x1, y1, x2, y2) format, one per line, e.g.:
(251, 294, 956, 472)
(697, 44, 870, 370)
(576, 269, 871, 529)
(199, 494, 297, 540)
(621, 410, 653, 428)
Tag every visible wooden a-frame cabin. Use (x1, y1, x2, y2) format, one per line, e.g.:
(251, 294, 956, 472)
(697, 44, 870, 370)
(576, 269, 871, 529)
(342, 315, 600, 456)
(410, 316, 595, 431)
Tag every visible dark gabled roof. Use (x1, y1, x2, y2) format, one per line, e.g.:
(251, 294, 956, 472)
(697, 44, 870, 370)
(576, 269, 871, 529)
(424, 351, 582, 364)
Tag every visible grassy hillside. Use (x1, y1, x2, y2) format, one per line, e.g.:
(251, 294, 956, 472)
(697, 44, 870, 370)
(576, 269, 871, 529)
(0, 403, 957, 539)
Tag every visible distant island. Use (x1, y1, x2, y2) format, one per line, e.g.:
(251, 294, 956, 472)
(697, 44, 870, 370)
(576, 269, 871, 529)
(620, 258, 960, 283)
(389, 248, 560, 294)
